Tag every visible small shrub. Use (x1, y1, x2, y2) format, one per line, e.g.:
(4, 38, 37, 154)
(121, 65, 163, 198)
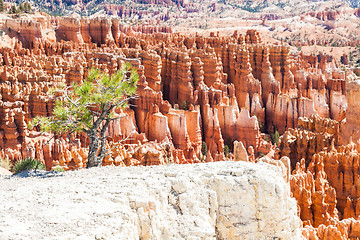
(0, 157, 13, 171)
(181, 101, 189, 110)
(350, 52, 354, 62)
(224, 139, 235, 153)
(224, 145, 230, 157)
(52, 165, 65, 172)
(270, 130, 280, 145)
(201, 141, 208, 157)
(53, 165, 65, 172)
(13, 158, 45, 174)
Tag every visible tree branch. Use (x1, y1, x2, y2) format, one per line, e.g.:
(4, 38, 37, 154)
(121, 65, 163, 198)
(102, 130, 137, 157)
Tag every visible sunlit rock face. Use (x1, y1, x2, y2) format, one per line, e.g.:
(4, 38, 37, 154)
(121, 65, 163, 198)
(0, 161, 303, 239)
(0, 18, 349, 171)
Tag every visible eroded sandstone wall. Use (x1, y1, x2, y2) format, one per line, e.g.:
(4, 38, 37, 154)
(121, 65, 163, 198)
(278, 112, 360, 239)
(0, 18, 351, 171)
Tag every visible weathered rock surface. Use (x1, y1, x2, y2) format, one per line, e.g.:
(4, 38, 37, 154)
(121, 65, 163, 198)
(0, 161, 303, 240)
(340, 79, 360, 144)
(233, 140, 248, 162)
(278, 115, 339, 169)
(291, 141, 360, 239)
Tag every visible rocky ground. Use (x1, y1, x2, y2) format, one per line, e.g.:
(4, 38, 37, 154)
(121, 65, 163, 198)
(0, 161, 302, 240)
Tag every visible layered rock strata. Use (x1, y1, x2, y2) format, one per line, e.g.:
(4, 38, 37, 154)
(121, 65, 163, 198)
(278, 112, 360, 239)
(0, 19, 352, 171)
(278, 115, 340, 169)
(291, 141, 360, 239)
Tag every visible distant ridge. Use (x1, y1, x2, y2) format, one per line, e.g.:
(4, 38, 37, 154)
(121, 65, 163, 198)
(11, 0, 360, 18)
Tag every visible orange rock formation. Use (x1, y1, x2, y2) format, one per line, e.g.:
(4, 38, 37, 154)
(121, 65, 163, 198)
(2, 17, 360, 238)
(277, 109, 360, 239)
(0, 17, 351, 169)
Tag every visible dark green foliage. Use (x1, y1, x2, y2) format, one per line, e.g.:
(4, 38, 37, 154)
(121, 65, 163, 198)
(223, 139, 234, 154)
(350, 52, 354, 62)
(9, 6, 16, 14)
(224, 145, 230, 157)
(13, 158, 45, 174)
(270, 130, 280, 145)
(181, 101, 189, 110)
(30, 65, 138, 134)
(0, 0, 4, 12)
(8, 2, 31, 14)
(24, 2, 31, 13)
(201, 141, 208, 157)
(8, 5, 21, 14)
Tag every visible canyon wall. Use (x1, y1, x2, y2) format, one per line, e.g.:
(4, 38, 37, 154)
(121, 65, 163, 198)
(278, 111, 360, 238)
(289, 139, 360, 239)
(0, 17, 350, 171)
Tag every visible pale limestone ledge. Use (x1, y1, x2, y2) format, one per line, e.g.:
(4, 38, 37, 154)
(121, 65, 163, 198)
(0, 161, 303, 240)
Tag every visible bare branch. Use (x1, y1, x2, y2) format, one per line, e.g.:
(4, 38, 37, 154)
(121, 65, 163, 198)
(101, 130, 137, 158)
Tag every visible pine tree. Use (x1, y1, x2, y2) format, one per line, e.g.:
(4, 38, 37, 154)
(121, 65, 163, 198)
(0, 0, 4, 12)
(10, 5, 16, 14)
(24, 2, 31, 13)
(270, 130, 280, 145)
(29, 65, 138, 168)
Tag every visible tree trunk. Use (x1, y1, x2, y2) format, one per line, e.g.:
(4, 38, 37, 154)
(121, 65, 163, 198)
(87, 131, 100, 168)
(87, 107, 112, 168)
(98, 119, 110, 162)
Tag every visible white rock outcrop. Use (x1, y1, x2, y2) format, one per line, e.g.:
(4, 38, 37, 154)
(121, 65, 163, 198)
(233, 140, 249, 161)
(0, 161, 303, 240)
